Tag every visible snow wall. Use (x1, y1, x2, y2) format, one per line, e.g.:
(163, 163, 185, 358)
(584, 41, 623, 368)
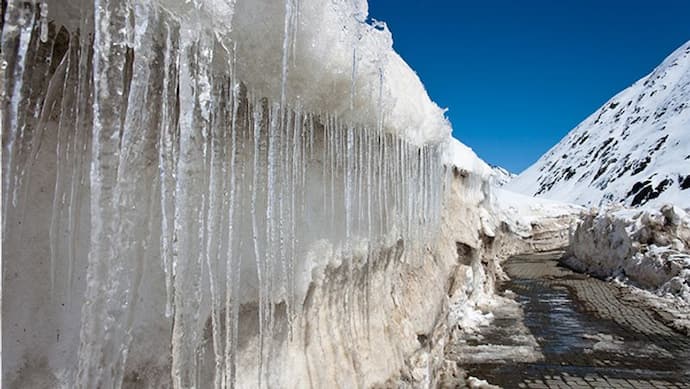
(1, 1, 570, 388)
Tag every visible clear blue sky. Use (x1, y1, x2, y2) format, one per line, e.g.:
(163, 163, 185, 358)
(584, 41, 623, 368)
(368, 0, 690, 173)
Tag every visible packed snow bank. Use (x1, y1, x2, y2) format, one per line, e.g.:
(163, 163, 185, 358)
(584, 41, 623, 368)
(377, 137, 580, 386)
(441, 137, 580, 250)
(231, 0, 451, 145)
(442, 137, 493, 179)
(438, 144, 578, 335)
(491, 188, 582, 239)
(566, 205, 690, 304)
(51, 0, 450, 146)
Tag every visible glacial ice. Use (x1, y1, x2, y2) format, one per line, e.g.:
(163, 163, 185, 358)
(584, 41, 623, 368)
(1, 0, 451, 387)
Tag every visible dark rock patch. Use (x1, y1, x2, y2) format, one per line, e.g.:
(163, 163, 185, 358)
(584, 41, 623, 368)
(562, 167, 576, 181)
(630, 178, 672, 206)
(651, 135, 668, 152)
(627, 180, 650, 198)
(680, 175, 690, 190)
(630, 156, 651, 176)
(592, 158, 617, 185)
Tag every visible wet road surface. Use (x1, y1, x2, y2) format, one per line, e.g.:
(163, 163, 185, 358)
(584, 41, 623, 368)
(456, 251, 690, 388)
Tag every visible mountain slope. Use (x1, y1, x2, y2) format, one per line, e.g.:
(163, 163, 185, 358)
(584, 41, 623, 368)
(509, 41, 690, 209)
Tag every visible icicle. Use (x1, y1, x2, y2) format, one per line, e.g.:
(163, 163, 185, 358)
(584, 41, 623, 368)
(64, 36, 89, 307)
(49, 35, 81, 300)
(205, 72, 226, 389)
(329, 117, 336, 231)
(280, 0, 294, 111)
(345, 126, 354, 257)
(224, 46, 240, 388)
(13, 23, 64, 296)
(251, 100, 266, 389)
(25, 30, 64, 175)
(290, 0, 300, 68)
(276, 108, 289, 341)
(322, 115, 328, 214)
(1, 1, 36, 234)
(112, 6, 161, 370)
(379, 133, 386, 237)
(288, 108, 302, 334)
(10, 9, 49, 218)
(39, 1, 49, 43)
(327, 118, 333, 223)
(77, 0, 132, 386)
(308, 112, 315, 157)
(171, 27, 213, 389)
(46, 47, 70, 296)
(262, 102, 281, 386)
(62, 2, 95, 309)
(10, 15, 58, 237)
(95, 0, 159, 383)
(158, 20, 180, 319)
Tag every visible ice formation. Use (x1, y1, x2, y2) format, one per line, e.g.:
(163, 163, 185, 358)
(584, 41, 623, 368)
(2, 0, 451, 387)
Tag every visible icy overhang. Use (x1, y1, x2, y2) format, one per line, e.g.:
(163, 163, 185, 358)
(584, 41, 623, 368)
(52, 0, 451, 146)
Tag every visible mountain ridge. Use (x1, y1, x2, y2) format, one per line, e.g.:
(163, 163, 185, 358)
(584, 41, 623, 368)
(509, 40, 690, 209)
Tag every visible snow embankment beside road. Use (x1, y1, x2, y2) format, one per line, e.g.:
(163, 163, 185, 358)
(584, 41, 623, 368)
(566, 205, 690, 305)
(489, 188, 581, 253)
(568, 205, 690, 303)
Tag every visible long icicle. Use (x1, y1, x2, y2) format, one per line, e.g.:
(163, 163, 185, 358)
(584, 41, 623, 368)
(251, 99, 266, 389)
(171, 26, 213, 389)
(205, 67, 226, 389)
(224, 45, 240, 388)
(77, 0, 130, 386)
(158, 19, 180, 319)
(47, 45, 73, 297)
(65, 29, 89, 307)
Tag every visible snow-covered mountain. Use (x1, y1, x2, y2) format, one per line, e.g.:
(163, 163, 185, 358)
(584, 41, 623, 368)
(509, 41, 690, 209)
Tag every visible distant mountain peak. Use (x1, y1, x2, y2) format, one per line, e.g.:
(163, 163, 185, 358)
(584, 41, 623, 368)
(508, 41, 690, 209)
